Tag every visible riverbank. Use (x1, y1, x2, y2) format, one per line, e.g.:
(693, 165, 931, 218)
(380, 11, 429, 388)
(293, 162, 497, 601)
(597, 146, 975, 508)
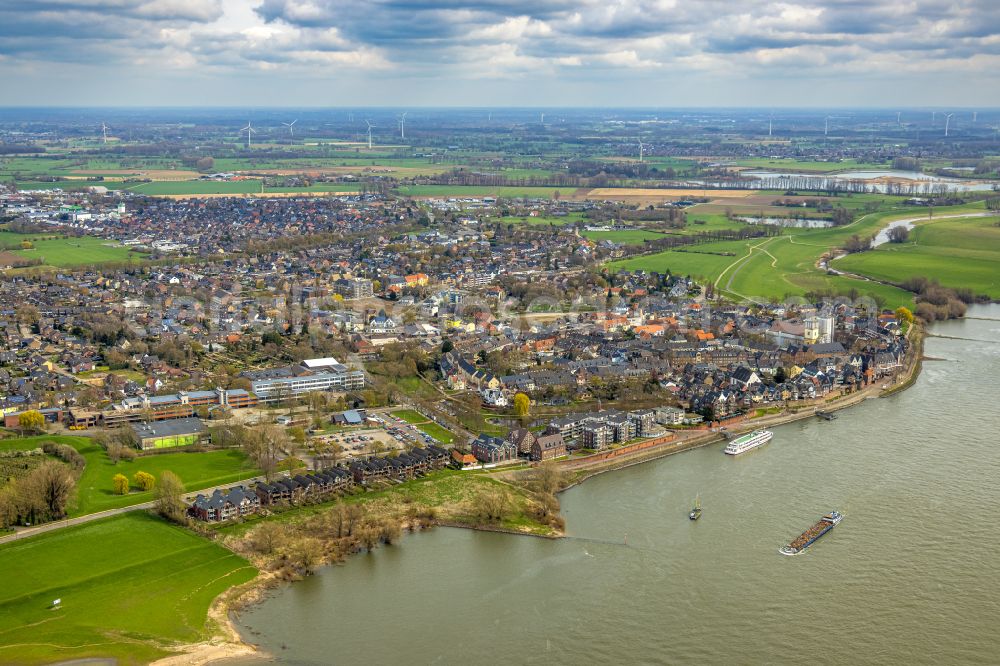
(159, 329, 926, 665)
(554, 330, 922, 489)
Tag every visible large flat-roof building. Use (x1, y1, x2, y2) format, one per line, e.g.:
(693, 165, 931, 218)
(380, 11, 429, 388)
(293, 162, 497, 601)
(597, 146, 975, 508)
(132, 417, 209, 450)
(244, 358, 365, 403)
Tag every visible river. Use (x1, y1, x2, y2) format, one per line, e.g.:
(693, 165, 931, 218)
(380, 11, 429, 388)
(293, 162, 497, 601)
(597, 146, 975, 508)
(229, 306, 1000, 665)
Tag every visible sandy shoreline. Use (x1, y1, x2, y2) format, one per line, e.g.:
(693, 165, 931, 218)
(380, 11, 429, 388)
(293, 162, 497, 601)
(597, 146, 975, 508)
(158, 327, 923, 664)
(150, 640, 258, 666)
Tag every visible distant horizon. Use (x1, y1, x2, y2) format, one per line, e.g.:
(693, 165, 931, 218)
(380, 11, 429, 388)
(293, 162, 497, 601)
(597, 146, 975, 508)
(1, 105, 997, 111)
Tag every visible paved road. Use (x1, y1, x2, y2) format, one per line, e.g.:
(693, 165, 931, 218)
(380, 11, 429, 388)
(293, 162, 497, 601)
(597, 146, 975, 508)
(0, 474, 267, 545)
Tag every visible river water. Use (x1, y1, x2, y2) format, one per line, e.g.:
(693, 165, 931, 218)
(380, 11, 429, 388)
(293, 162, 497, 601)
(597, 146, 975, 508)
(231, 306, 1000, 665)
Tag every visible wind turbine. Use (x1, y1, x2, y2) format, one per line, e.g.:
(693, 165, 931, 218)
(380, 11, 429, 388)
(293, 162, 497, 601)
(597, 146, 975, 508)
(896, 111, 901, 126)
(768, 113, 773, 137)
(240, 121, 256, 148)
(972, 111, 978, 123)
(824, 116, 831, 136)
(398, 112, 407, 140)
(540, 112, 545, 124)
(100, 122, 109, 144)
(944, 113, 954, 137)
(932, 111, 937, 125)
(365, 120, 375, 149)
(637, 138, 645, 162)
(282, 119, 297, 136)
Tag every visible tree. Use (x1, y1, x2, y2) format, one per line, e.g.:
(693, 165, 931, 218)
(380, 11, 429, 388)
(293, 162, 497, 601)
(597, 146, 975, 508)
(843, 234, 871, 254)
(15, 304, 40, 326)
(243, 426, 285, 481)
(288, 426, 307, 446)
(532, 461, 565, 496)
(895, 306, 914, 325)
(113, 473, 130, 495)
(513, 392, 531, 418)
(18, 410, 45, 434)
(887, 226, 910, 243)
(155, 471, 186, 523)
(133, 470, 156, 491)
(473, 488, 510, 523)
(28, 460, 77, 521)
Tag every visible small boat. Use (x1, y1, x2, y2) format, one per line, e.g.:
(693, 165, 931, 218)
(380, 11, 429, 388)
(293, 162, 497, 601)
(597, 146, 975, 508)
(689, 495, 702, 521)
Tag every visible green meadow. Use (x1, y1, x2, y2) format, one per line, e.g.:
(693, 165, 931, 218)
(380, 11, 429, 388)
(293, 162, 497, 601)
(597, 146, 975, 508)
(0, 233, 143, 268)
(396, 184, 568, 198)
(126, 180, 263, 195)
(581, 229, 667, 244)
(605, 204, 996, 306)
(0, 512, 257, 665)
(834, 212, 1000, 299)
(389, 410, 456, 444)
(730, 157, 891, 172)
(0, 436, 259, 516)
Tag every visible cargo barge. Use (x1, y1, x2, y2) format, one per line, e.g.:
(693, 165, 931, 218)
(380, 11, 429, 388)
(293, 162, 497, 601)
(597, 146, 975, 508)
(779, 511, 843, 555)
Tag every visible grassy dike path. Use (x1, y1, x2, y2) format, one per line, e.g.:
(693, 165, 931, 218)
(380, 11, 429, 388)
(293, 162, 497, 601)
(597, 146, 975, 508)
(0, 513, 257, 665)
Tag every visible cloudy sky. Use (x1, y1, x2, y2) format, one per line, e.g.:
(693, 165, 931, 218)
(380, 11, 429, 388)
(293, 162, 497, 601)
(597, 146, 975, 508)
(1, 0, 998, 107)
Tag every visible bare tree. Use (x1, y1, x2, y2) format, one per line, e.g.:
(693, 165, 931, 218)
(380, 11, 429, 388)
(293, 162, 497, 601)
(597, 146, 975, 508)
(243, 425, 287, 481)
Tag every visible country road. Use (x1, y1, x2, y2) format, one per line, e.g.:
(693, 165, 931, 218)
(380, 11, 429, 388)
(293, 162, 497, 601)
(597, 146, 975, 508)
(0, 474, 267, 545)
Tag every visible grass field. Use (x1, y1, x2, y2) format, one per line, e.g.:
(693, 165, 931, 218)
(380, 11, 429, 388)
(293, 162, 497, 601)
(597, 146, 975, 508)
(604, 203, 992, 306)
(414, 421, 456, 444)
(2, 234, 142, 267)
(506, 212, 584, 226)
(0, 512, 257, 665)
(396, 185, 568, 198)
(390, 409, 427, 424)
(609, 240, 749, 280)
(390, 409, 456, 444)
(730, 158, 890, 173)
(833, 213, 1000, 299)
(14, 236, 142, 268)
(127, 180, 263, 195)
(0, 436, 259, 516)
(581, 229, 666, 244)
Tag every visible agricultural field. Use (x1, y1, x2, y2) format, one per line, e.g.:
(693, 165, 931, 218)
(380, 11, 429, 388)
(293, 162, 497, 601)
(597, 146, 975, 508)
(126, 180, 263, 195)
(0, 436, 259, 516)
(506, 214, 581, 226)
(729, 157, 891, 172)
(581, 229, 667, 244)
(834, 212, 1000, 299)
(0, 232, 144, 268)
(396, 184, 570, 199)
(0, 512, 257, 665)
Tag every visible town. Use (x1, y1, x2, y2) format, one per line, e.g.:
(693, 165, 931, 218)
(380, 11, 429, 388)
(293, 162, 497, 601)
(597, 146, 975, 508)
(0, 105, 996, 666)
(1, 175, 917, 531)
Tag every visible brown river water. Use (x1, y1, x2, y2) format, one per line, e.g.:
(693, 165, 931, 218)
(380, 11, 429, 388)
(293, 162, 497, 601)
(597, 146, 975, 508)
(227, 305, 1000, 665)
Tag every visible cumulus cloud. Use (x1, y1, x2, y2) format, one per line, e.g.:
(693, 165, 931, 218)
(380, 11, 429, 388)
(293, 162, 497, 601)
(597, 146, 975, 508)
(0, 0, 997, 99)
